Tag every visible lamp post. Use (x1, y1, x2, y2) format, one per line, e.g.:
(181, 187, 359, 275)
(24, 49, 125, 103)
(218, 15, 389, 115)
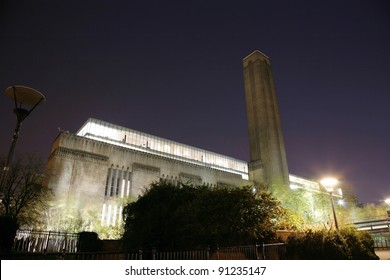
(384, 198, 390, 220)
(0, 86, 46, 192)
(320, 177, 340, 230)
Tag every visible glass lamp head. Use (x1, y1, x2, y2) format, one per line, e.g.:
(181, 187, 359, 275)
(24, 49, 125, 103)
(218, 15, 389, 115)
(320, 177, 339, 192)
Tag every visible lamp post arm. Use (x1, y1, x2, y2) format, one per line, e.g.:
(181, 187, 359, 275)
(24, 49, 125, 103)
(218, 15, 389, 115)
(1, 86, 45, 193)
(0, 117, 22, 192)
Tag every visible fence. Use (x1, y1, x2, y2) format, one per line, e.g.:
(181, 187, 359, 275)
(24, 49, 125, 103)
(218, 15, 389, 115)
(211, 245, 259, 260)
(373, 234, 390, 249)
(12, 230, 79, 253)
(4, 241, 286, 260)
(262, 243, 287, 260)
(153, 249, 210, 260)
(131, 244, 285, 260)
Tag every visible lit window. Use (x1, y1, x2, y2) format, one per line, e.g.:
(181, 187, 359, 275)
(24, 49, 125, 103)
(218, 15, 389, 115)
(101, 204, 106, 225)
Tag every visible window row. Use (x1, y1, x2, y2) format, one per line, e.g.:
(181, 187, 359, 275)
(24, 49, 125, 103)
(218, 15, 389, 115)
(78, 118, 248, 174)
(101, 204, 122, 227)
(105, 167, 131, 198)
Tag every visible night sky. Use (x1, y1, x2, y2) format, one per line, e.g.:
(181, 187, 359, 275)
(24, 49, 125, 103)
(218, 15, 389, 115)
(1, 0, 389, 204)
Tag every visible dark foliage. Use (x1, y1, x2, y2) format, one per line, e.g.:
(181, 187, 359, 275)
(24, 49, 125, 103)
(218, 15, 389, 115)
(286, 228, 379, 260)
(122, 180, 282, 251)
(0, 215, 18, 253)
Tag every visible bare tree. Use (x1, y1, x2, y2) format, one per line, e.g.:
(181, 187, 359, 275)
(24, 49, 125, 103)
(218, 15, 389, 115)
(0, 155, 52, 229)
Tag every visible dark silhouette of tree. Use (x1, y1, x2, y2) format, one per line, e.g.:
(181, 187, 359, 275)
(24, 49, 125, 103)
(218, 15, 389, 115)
(0, 155, 52, 229)
(122, 179, 283, 251)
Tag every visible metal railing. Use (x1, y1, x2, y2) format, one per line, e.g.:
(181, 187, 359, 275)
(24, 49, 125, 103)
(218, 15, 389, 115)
(4, 241, 287, 260)
(12, 230, 79, 253)
(373, 235, 390, 249)
(211, 245, 259, 260)
(154, 249, 209, 260)
(262, 243, 287, 260)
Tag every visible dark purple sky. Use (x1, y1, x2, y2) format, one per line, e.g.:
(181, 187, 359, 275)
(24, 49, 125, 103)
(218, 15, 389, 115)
(1, 0, 389, 204)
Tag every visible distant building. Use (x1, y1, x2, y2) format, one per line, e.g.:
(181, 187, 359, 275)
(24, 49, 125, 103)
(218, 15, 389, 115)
(47, 117, 251, 228)
(46, 51, 338, 234)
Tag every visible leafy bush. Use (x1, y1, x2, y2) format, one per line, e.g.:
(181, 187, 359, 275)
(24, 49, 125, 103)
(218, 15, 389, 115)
(286, 228, 379, 260)
(122, 180, 283, 251)
(341, 227, 378, 260)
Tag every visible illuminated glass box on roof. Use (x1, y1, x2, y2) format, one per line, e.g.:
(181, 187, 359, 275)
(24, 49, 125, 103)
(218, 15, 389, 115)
(77, 118, 249, 179)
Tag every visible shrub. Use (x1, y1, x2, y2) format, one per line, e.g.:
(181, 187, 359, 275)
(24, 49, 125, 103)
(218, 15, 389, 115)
(340, 228, 378, 260)
(122, 181, 282, 251)
(286, 228, 379, 260)
(322, 230, 351, 259)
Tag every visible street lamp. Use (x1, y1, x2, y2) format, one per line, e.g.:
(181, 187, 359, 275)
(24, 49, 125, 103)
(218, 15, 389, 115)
(0, 86, 46, 192)
(385, 198, 390, 219)
(320, 177, 340, 230)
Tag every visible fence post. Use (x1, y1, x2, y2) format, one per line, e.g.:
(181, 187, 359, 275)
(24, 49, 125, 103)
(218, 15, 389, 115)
(255, 244, 260, 260)
(44, 231, 51, 253)
(152, 247, 156, 260)
(262, 243, 266, 260)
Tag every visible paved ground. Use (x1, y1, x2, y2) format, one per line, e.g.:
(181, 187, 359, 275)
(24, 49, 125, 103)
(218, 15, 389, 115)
(375, 249, 390, 260)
